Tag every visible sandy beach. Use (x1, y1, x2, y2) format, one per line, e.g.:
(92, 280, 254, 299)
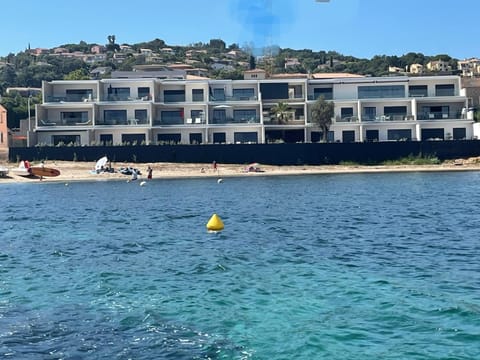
(1, 158, 480, 184)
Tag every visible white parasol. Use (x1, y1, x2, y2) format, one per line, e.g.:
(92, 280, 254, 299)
(95, 156, 108, 171)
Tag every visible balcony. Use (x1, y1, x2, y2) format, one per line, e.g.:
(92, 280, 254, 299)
(418, 112, 461, 120)
(264, 116, 304, 125)
(38, 119, 93, 127)
(46, 95, 95, 103)
(335, 116, 358, 123)
(210, 117, 260, 125)
(209, 95, 258, 102)
(361, 114, 415, 122)
(153, 117, 185, 126)
(96, 118, 149, 126)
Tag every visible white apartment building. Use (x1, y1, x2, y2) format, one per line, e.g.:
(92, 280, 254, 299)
(32, 75, 472, 146)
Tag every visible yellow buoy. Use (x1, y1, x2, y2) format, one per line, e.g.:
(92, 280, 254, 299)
(206, 213, 224, 232)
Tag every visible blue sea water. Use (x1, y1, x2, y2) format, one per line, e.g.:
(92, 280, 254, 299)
(1, 172, 480, 359)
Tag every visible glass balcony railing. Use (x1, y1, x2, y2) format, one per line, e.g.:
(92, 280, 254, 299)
(307, 94, 333, 101)
(417, 112, 461, 120)
(46, 95, 95, 103)
(210, 117, 260, 124)
(209, 95, 258, 102)
(38, 119, 93, 127)
(361, 114, 415, 122)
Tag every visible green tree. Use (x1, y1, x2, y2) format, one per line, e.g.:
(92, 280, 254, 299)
(64, 68, 90, 80)
(310, 96, 334, 142)
(271, 101, 291, 124)
(209, 39, 226, 50)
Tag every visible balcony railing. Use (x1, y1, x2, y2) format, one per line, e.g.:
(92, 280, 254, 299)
(417, 112, 461, 120)
(335, 116, 358, 123)
(361, 114, 415, 122)
(307, 94, 333, 101)
(38, 119, 93, 127)
(46, 95, 94, 103)
(153, 117, 185, 126)
(210, 117, 260, 124)
(209, 95, 258, 102)
(96, 118, 149, 125)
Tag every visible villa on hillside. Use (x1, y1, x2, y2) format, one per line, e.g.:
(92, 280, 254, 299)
(29, 74, 474, 146)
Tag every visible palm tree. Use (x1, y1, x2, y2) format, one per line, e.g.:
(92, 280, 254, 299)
(310, 96, 334, 142)
(271, 101, 291, 124)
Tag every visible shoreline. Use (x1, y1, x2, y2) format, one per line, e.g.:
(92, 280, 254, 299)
(1, 159, 480, 184)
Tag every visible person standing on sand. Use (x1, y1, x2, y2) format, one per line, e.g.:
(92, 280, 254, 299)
(212, 160, 217, 172)
(147, 166, 153, 179)
(39, 160, 44, 181)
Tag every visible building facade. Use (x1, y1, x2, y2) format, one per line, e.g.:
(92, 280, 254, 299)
(32, 75, 472, 147)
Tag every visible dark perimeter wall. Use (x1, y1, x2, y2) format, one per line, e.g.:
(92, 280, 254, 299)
(9, 141, 480, 165)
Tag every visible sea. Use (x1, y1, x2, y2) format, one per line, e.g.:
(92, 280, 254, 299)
(1, 171, 479, 360)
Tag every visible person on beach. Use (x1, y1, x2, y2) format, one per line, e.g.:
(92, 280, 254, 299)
(212, 160, 217, 171)
(131, 169, 138, 181)
(147, 166, 153, 179)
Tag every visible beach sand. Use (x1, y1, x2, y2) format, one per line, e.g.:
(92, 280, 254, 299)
(1, 158, 480, 184)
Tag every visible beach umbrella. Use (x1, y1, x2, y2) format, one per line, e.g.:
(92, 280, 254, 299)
(95, 156, 108, 171)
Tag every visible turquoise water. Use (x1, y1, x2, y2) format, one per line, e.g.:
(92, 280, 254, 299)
(1, 172, 480, 359)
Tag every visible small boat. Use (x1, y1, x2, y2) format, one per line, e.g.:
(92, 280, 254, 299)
(0, 166, 9, 177)
(11, 161, 33, 177)
(30, 166, 61, 177)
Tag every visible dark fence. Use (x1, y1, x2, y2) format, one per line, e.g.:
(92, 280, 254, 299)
(8, 140, 480, 165)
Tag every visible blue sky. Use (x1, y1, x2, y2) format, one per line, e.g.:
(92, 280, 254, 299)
(2, 0, 479, 59)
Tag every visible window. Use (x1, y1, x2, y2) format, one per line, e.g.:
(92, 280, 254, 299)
(161, 110, 184, 124)
(313, 88, 333, 100)
(108, 87, 130, 101)
(189, 133, 202, 144)
(192, 89, 204, 102)
(66, 89, 93, 102)
(52, 135, 80, 146)
(157, 133, 181, 144)
(366, 130, 379, 142)
(342, 130, 355, 143)
(213, 132, 226, 143)
(341, 107, 353, 119)
(388, 129, 411, 141)
(233, 88, 255, 100)
(138, 87, 150, 99)
(61, 111, 88, 124)
(121, 133, 145, 145)
(212, 88, 225, 101)
(384, 106, 407, 119)
(421, 128, 444, 140)
(311, 131, 334, 142)
(363, 107, 376, 121)
(135, 109, 148, 123)
(104, 110, 127, 125)
(435, 84, 454, 96)
(164, 90, 185, 102)
(453, 127, 466, 140)
(191, 110, 204, 122)
(100, 134, 113, 145)
(409, 85, 427, 97)
(233, 109, 256, 122)
(260, 83, 288, 100)
(234, 132, 258, 143)
(358, 85, 405, 99)
(212, 109, 226, 124)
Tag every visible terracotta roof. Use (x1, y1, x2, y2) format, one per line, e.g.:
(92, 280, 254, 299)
(186, 74, 210, 80)
(244, 69, 266, 73)
(311, 73, 365, 79)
